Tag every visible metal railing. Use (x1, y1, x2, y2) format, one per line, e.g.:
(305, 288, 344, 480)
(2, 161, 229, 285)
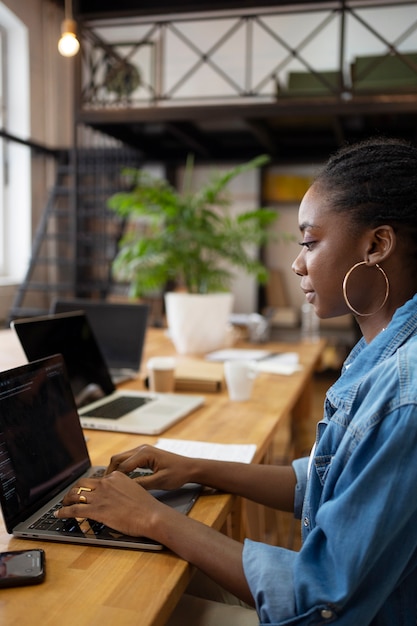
(78, 0, 417, 110)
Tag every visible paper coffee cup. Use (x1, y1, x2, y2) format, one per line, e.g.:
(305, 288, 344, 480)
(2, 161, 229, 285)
(147, 357, 176, 392)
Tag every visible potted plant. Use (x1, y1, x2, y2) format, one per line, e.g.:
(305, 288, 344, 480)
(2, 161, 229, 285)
(107, 154, 279, 354)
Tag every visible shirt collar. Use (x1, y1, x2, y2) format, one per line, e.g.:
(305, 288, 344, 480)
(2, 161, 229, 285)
(326, 294, 417, 412)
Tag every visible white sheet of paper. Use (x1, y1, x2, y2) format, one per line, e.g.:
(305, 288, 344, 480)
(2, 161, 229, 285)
(255, 352, 303, 375)
(205, 348, 271, 362)
(155, 438, 257, 463)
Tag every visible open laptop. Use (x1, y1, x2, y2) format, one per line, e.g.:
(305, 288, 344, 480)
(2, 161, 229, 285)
(51, 299, 149, 384)
(0, 354, 201, 550)
(11, 311, 204, 435)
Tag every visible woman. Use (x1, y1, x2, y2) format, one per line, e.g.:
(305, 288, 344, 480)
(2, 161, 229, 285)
(55, 137, 417, 625)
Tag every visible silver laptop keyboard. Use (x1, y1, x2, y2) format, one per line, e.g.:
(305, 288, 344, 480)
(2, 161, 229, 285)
(29, 502, 146, 543)
(29, 501, 105, 535)
(29, 468, 107, 534)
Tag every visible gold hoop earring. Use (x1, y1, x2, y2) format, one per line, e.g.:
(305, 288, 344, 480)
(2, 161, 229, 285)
(342, 261, 389, 317)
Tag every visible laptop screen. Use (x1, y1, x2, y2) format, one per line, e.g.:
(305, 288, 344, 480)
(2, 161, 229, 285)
(0, 355, 91, 533)
(52, 300, 149, 371)
(12, 312, 115, 406)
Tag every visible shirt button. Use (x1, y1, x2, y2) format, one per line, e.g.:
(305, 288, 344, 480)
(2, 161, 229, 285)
(320, 608, 334, 619)
(303, 516, 309, 527)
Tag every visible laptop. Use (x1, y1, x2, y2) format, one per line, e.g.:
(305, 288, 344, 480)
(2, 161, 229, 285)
(51, 299, 149, 384)
(11, 311, 204, 435)
(0, 354, 201, 550)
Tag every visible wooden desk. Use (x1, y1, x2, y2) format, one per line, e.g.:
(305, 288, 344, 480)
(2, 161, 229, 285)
(0, 327, 325, 626)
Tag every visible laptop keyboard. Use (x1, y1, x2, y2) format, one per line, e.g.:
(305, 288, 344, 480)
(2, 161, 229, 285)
(29, 502, 104, 535)
(81, 395, 152, 419)
(29, 468, 107, 535)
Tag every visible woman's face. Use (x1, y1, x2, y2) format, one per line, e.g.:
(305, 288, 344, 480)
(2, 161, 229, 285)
(292, 184, 367, 319)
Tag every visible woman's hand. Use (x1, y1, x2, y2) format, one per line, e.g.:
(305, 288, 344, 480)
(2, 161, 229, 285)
(105, 445, 195, 491)
(104, 444, 298, 512)
(54, 469, 254, 607)
(54, 471, 165, 538)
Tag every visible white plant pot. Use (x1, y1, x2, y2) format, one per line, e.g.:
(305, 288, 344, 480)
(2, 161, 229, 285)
(165, 292, 234, 355)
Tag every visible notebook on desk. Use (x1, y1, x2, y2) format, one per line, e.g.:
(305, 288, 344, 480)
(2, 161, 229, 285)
(0, 354, 201, 551)
(51, 298, 149, 384)
(11, 311, 204, 435)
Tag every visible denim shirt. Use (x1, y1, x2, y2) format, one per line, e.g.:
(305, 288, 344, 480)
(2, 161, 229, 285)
(243, 294, 417, 625)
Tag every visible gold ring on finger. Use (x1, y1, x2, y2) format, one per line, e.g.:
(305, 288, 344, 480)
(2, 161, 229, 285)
(77, 487, 92, 495)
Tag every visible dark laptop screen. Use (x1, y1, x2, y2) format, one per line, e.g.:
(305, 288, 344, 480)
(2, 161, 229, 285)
(12, 312, 115, 406)
(0, 355, 91, 533)
(52, 300, 149, 371)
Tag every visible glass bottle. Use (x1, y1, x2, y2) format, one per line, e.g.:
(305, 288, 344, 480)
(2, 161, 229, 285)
(300, 303, 320, 342)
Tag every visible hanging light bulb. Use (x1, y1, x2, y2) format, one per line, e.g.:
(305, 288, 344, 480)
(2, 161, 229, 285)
(58, 0, 80, 57)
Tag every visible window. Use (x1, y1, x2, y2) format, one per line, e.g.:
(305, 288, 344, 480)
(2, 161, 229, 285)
(0, 2, 30, 284)
(0, 24, 6, 275)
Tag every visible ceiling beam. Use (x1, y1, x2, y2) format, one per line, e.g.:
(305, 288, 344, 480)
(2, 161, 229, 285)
(244, 118, 278, 155)
(164, 122, 215, 158)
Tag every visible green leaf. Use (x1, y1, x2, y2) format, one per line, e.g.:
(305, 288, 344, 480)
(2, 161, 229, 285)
(107, 154, 288, 295)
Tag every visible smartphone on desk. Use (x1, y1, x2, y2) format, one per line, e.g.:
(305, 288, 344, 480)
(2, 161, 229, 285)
(0, 549, 46, 588)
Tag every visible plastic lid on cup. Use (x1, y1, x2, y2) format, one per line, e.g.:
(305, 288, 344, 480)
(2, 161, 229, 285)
(147, 357, 176, 370)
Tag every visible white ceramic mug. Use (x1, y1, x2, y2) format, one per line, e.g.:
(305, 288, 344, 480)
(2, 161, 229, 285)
(224, 360, 257, 401)
(147, 356, 176, 392)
